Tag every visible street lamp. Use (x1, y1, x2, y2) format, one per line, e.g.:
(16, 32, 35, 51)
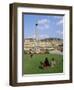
(34, 23, 40, 53)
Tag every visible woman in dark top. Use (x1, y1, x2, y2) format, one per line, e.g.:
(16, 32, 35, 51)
(39, 57, 50, 69)
(44, 57, 49, 67)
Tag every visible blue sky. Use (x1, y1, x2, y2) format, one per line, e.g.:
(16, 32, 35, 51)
(23, 14, 63, 39)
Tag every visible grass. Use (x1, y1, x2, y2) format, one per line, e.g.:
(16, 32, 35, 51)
(22, 53, 63, 74)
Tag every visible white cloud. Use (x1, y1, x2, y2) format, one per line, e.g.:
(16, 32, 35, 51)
(39, 34, 49, 39)
(38, 19, 49, 25)
(54, 16, 63, 26)
(26, 34, 49, 39)
(37, 19, 50, 30)
(56, 30, 63, 35)
(57, 19, 63, 25)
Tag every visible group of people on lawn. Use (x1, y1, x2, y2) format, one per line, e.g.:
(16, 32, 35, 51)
(39, 57, 56, 69)
(29, 51, 56, 69)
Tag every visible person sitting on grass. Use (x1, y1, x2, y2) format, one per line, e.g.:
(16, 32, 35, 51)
(29, 50, 33, 58)
(44, 57, 50, 67)
(51, 58, 56, 67)
(39, 57, 51, 69)
(30, 53, 33, 58)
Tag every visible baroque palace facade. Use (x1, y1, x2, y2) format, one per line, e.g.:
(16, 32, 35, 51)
(24, 38, 63, 54)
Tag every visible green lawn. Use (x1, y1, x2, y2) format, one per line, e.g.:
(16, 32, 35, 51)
(22, 53, 63, 74)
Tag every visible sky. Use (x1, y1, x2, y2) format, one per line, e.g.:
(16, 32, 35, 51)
(23, 13, 63, 39)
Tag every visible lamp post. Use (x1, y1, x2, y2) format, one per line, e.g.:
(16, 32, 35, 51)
(34, 23, 40, 53)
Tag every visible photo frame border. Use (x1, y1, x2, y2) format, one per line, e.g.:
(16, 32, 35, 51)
(9, 3, 72, 86)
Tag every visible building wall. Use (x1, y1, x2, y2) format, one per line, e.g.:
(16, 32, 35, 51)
(24, 39, 63, 53)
